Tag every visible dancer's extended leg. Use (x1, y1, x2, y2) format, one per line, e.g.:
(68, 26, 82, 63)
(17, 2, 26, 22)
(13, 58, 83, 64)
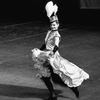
(41, 76, 57, 100)
(69, 87, 79, 97)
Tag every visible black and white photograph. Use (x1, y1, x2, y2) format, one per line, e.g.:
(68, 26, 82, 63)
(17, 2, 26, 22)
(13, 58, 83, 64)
(0, 0, 99, 100)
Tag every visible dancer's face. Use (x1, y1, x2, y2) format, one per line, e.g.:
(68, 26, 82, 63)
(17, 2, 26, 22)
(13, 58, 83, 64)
(51, 21, 59, 30)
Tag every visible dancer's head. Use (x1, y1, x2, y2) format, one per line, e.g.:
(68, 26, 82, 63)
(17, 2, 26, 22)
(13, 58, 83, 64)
(50, 20, 59, 30)
(45, 1, 59, 30)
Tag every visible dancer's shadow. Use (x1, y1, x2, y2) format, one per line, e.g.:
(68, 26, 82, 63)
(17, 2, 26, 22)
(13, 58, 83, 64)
(0, 83, 64, 100)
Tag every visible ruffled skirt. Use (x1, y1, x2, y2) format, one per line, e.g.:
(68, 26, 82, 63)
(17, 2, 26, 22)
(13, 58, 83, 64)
(48, 51, 89, 87)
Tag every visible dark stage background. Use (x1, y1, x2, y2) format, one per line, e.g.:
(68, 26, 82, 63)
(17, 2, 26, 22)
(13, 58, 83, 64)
(0, 0, 100, 26)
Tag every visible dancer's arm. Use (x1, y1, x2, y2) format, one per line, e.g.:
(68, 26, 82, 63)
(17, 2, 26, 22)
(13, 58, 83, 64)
(53, 36, 59, 53)
(40, 43, 46, 50)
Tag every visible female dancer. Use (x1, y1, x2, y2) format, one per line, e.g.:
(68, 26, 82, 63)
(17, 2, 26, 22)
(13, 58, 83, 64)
(32, 1, 89, 100)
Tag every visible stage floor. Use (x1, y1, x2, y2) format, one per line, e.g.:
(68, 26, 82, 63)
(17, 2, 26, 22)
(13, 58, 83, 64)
(0, 21, 99, 100)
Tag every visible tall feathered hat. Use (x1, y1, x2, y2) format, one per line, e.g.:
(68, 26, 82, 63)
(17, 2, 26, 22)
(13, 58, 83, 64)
(45, 1, 58, 22)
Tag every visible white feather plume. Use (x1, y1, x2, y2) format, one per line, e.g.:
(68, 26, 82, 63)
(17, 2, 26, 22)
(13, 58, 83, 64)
(45, 1, 58, 18)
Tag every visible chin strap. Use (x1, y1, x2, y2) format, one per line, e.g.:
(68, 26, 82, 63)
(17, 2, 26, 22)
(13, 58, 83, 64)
(53, 45, 58, 53)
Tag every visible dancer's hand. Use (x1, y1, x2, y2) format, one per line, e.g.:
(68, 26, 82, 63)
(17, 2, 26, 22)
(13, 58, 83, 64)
(49, 51, 54, 57)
